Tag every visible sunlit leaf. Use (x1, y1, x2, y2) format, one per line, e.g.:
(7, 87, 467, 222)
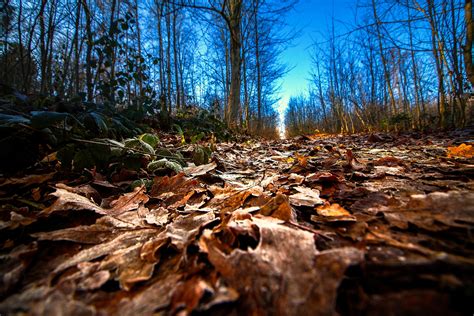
(447, 143, 474, 158)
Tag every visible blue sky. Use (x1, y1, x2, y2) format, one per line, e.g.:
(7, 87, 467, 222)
(277, 0, 355, 113)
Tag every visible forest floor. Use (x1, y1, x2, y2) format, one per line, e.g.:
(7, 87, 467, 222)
(1, 130, 474, 315)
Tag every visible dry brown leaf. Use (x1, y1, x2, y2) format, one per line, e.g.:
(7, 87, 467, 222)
(41, 188, 109, 215)
(447, 143, 474, 158)
(58, 261, 110, 291)
(1, 211, 36, 230)
(116, 274, 181, 316)
(170, 276, 212, 313)
(199, 216, 363, 315)
(289, 186, 324, 207)
(99, 243, 156, 290)
(56, 183, 101, 203)
(31, 224, 117, 244)
(0, 243, 38, 296)
(316, 203, 351, 217)
(143, 207, 169, 226)
(53, 228, 158, 276)
(0, 172, 55, 188)
(41, 186, 148, 216)
(206, 185, 263, 213)
(259, 194, 295, 221)
(150, 173, 201, 208)
(165, 212, 216, 250)
(151, 173, 199, 196)
(184, 162, 217, 177)
(374, 156, 406, 167)
(382, 191, 474, 232)
(306, 172, 343, 184)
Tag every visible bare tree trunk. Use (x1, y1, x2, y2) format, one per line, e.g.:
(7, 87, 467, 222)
(82, 0, 93, 101)
(108, 0, 117, 103)
(255, 0, 262, 130)
(39, 0, 47, 94)
(166, 1, 172, 112)
(464, 0, 474, 87)
(226, 0, 242, 128)
(157, 1, 165, 110)
(223, 28, 230, 121)
(242, 39, 249, 130)
(73, 0, 82, 96)
(45, 0, 57, 94)
(135, 0, 143, 98)
(172, 3, 180, 110)
(18, 0, 26, 92)
(371, 0, 396, 117)
(427, 0, 446, 128)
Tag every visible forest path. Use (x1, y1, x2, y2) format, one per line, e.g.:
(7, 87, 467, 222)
(1, 132, 473, 315)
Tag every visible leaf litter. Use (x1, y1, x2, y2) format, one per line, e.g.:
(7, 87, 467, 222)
(0, 131, 474, 315)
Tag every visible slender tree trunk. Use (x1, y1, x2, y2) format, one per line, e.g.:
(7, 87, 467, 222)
(25, 3, 40, 92)
(450, 0, 466, 126)
(108, 0, 117, 103)
(18, 0, 26, 92)
(172, 3, 180, 110)
(464, 0, 474, 87)
(45, 0, 56, 94)
(39, 0, 47, 94)
(226, 0, 242, 128)
(406, 0, 422, 129)
(82, 0, 93, 101)
(135, 0, 143, 98)
(223, 28, 230, 120)
(427, 0, 446, 128)
(73, 0, 82, 96)
(166, 1, 172, 112)
(157, 1, 165, 109)
(371, 0, 396, 119)
(255, 1, 262, 130)
(242, 39, 249, 130)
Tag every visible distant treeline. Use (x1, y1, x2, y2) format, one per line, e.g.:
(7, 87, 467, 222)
(286, 0, 473, 136)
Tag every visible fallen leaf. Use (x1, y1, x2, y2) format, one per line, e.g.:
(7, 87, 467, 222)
(150, 173, 201, 207)
(0, 172, 55, 188)
(107, 186, 149, 215)
(184, 162, 217, 177)
(165, 212, 216, 250)
(316, 203, 351, 217)
(206, 185, 263, 213)
(289, 186, 324, 207)
(170, 276, 212, 313)
(306, 172, 343, 184)
(259, 194, 295, 221)
(41, 186, 148, 216)
(374, 156, 406, 167)
(295, 152, 308, 167)
(199, 216, 363, 315)
(41, 188, 104, 215)
(0, 242, 38, 296)
(447, 143, 474, 158)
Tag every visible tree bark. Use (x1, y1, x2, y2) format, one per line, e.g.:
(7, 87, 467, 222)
(39, 0, 47, 94)
(226, 0, 242, 128)
(255, 0, 262, 130)
(172, 2, 180, 110)
(82, 0, 93, 101)
(135, 0, 143, 98)
(464, 0, 474, 87)
(166, 1, 172, 112)
(371, 0, 396, 118)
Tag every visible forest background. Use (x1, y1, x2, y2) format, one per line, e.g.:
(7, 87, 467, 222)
(0, 0, 473, 137)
